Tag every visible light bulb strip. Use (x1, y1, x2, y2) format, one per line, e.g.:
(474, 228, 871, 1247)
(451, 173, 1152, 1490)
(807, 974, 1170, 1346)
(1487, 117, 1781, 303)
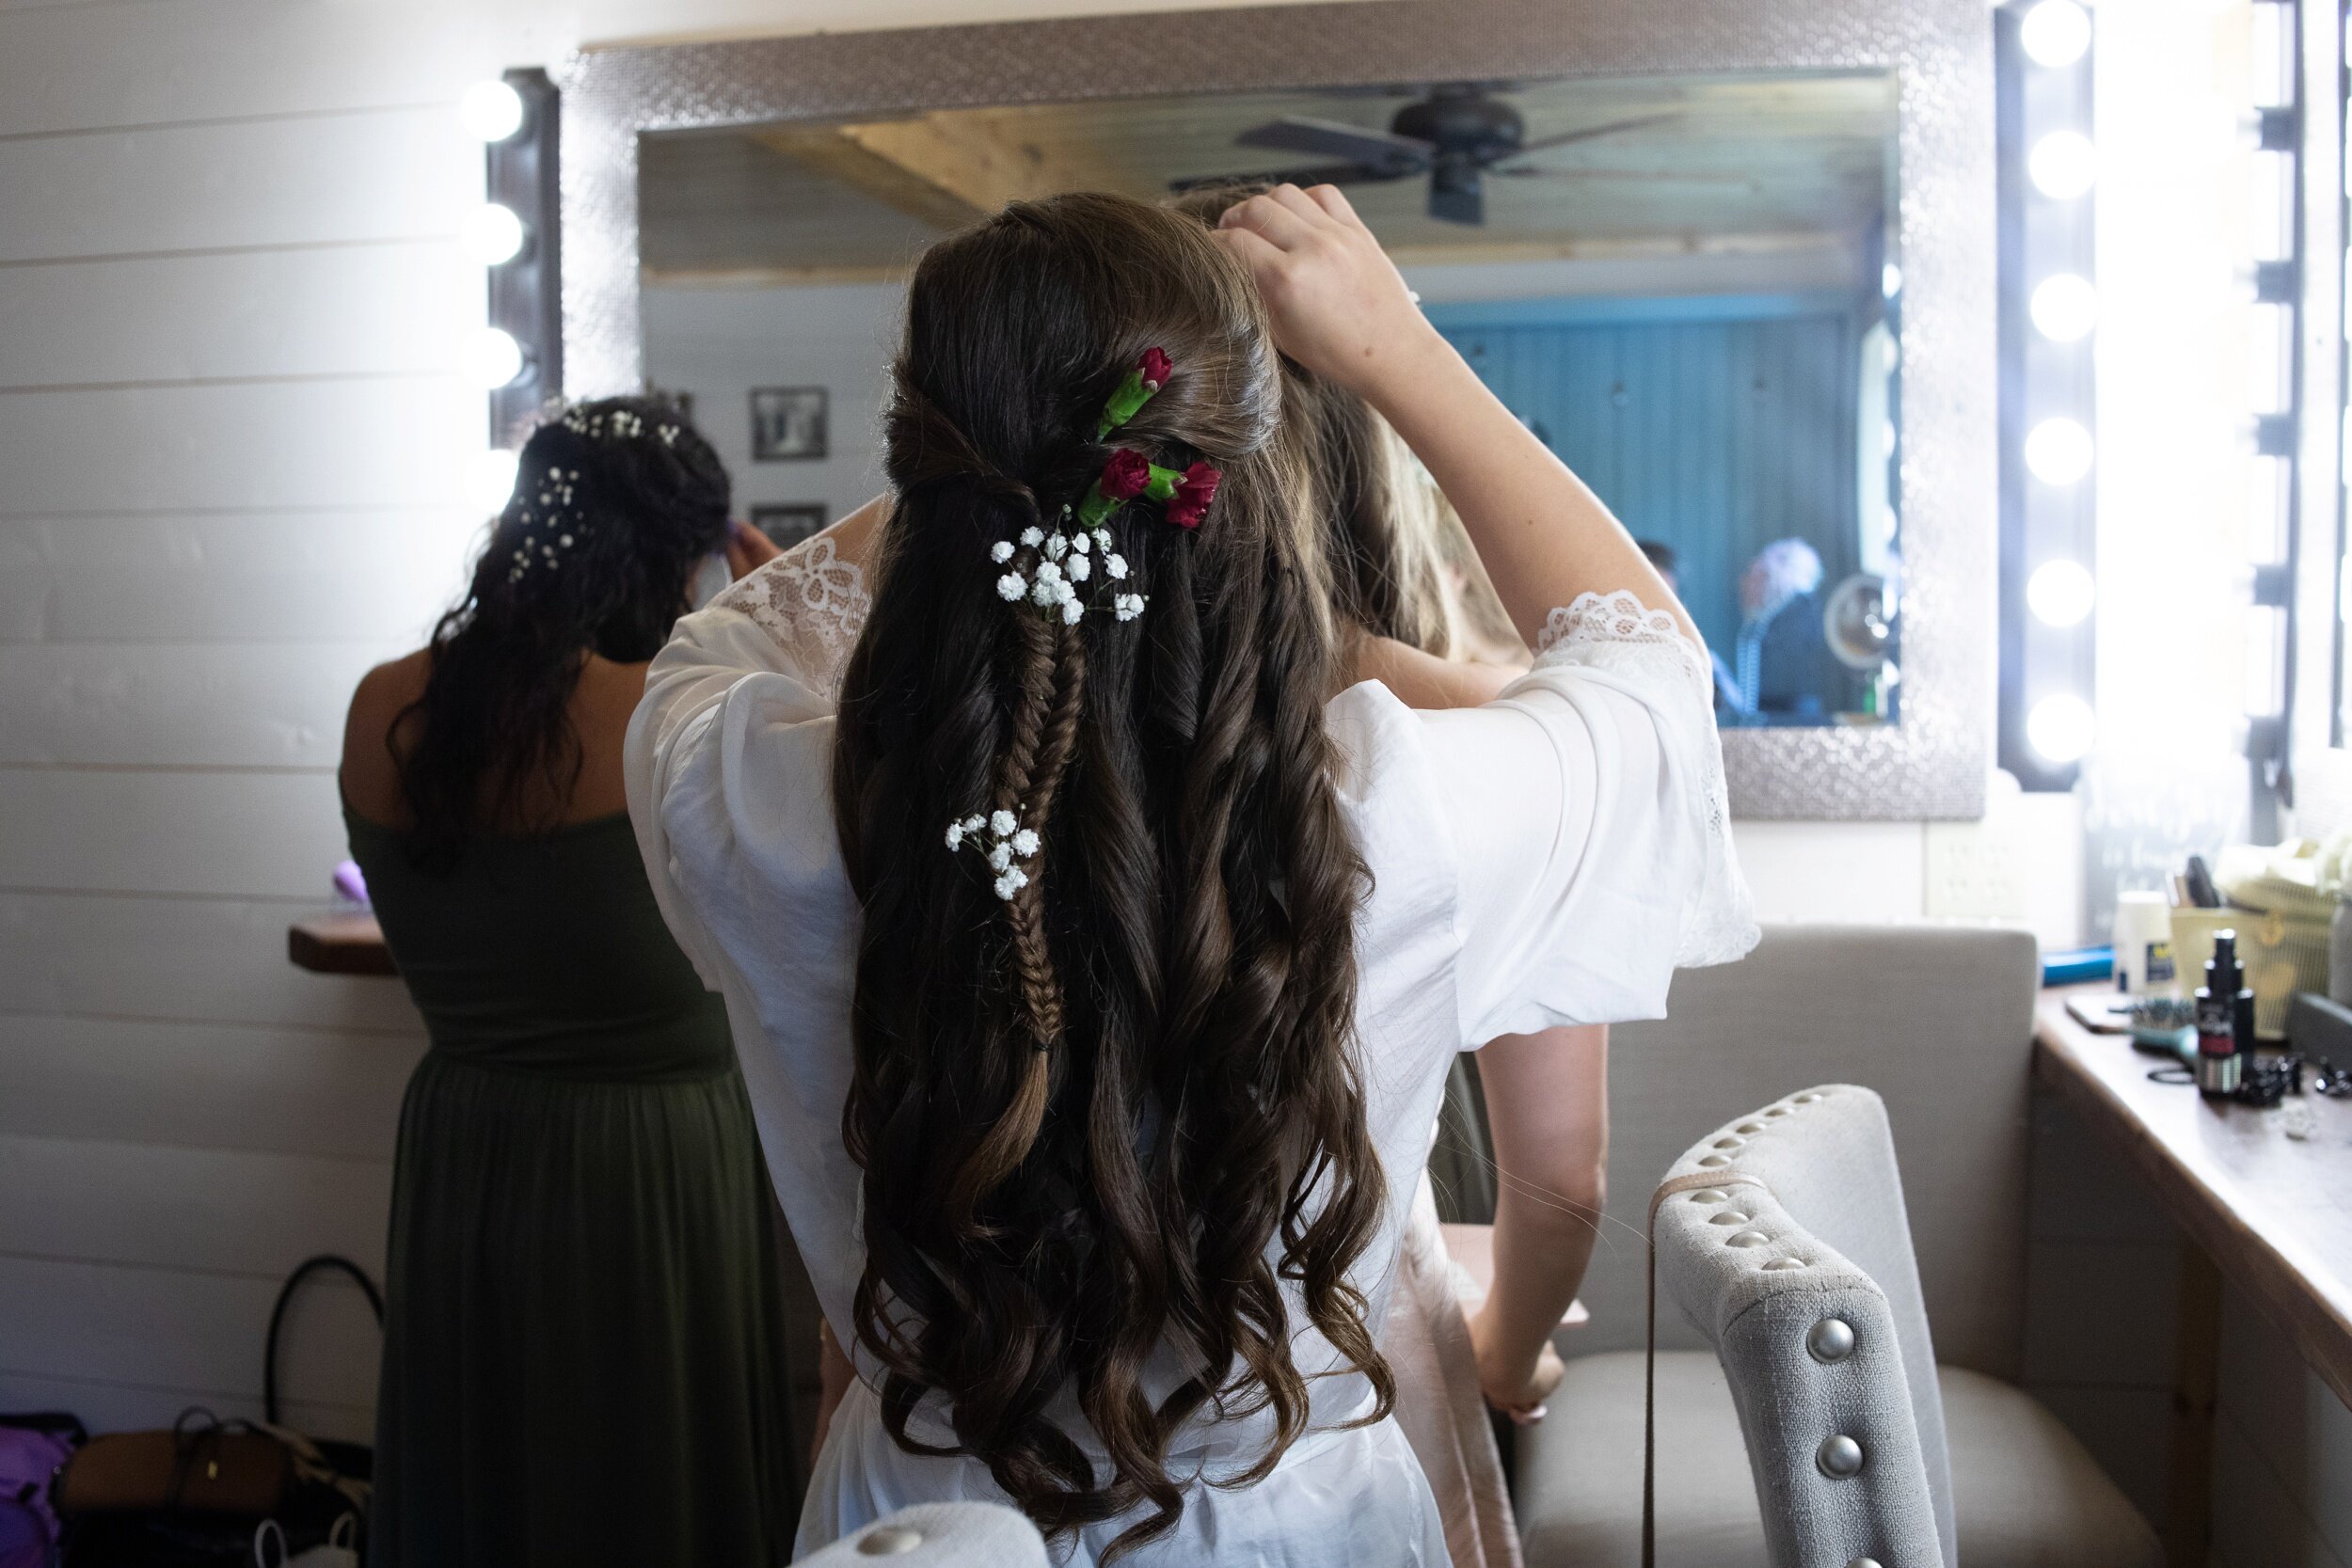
(473, 69, 564, 449)
(1995, 0, 2100, 788)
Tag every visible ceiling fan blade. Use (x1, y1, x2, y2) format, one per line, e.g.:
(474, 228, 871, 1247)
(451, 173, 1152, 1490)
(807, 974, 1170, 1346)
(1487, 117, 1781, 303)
(1427, 176, 1484, 226)
(1236, 115, 1433, 173)
(1167, 163, 1404, 194)
(1510, 111, 1681, 156)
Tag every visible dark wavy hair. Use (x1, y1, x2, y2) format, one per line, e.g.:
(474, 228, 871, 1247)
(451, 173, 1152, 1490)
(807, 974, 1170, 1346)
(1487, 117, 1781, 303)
(832, 192, 1391, 1555)
(394, 397, 730, 864)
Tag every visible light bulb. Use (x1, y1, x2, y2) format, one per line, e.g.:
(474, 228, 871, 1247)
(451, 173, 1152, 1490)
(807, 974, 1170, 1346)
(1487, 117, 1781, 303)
(1883, 261, 1902, 298)
(2026, 693, 2097, 763)
(2026, 559, 2097, 626)
(2019, 0, 2091, 68)
(2028, 131, 2098, 199)
(2025, 416, 2094, 484)
(469, 448, 520, 515)
(459, 80, 525, 143)
(464, 326, 526, 389)
(459, 203, 526, 265)
(2030, 273, 2098, 341)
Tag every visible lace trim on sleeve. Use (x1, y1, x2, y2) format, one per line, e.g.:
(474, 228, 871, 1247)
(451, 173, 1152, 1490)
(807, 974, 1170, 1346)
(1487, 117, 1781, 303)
(1533, 591, 1758, 969)
(707, 535, 872, 701)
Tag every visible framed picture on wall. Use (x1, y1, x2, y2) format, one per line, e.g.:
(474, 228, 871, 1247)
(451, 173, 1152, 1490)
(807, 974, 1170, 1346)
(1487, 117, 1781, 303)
(750, 502, 828, 548)
(750, 387, 828, 461)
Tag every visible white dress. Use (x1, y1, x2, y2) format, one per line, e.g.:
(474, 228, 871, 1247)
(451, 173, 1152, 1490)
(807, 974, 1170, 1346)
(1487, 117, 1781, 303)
(623, 533, 1758, 1567)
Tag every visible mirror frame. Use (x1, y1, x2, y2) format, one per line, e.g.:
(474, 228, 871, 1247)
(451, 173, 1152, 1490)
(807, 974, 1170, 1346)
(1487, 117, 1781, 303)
(558, 0, 1993, 819)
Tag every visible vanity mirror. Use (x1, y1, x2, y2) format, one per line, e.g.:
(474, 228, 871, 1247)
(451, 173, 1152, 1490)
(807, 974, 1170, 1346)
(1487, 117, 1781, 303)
(560, 0, 1992, 816)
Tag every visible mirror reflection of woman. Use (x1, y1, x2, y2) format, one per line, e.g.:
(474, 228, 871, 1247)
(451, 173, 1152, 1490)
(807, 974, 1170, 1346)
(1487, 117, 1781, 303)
(628, 189, 1755, 1563)
(338, 399, 795, 1568)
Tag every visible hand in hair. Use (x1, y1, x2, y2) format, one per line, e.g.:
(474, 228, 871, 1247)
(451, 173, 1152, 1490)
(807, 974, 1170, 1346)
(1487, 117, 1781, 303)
(1216, 184, 1697, 651)
(1210, 184, 1433, 397)
(724, 518, 784, 580)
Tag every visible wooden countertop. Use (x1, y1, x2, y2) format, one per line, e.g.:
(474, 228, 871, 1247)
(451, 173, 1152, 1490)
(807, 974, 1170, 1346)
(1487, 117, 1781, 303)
(2035, 986, 2352, 1410)
(287, 911, 394, 975)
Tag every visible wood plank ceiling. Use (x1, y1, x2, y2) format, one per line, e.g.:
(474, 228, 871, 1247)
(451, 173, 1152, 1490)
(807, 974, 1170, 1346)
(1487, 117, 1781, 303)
(639, 71, 1895, 283)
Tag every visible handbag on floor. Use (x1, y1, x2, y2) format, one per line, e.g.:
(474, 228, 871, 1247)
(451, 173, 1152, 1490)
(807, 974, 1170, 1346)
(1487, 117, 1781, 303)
(56, 1256, 381, 1566)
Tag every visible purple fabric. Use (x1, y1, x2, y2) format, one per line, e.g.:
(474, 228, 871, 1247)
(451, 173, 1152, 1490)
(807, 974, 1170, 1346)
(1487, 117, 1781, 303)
(0, 1423, 72, 1568)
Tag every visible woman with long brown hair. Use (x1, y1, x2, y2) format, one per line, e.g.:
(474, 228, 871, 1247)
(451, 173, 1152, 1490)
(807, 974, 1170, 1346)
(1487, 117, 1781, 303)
(628, 187, 1753, 1562)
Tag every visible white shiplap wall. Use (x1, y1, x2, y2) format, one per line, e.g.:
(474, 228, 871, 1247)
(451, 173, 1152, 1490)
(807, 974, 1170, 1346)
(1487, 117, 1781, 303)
(0, 0, 1931, 1444)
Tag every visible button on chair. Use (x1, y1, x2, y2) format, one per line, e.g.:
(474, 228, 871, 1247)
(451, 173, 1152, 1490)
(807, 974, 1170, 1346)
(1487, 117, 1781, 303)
(800, 1502, 1050, 1566)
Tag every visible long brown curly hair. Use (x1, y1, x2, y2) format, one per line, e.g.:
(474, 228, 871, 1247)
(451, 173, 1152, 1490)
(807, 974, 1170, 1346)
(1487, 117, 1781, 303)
(831, 192, 1392, 1555)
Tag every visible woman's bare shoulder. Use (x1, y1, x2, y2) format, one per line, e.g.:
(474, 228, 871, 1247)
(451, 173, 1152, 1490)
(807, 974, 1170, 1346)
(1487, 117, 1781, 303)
(340, 650, 433, 824)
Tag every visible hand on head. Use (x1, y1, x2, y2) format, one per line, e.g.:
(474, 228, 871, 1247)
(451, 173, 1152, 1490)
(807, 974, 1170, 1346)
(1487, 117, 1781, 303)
(725, 518, 783, 580)
(1211, 183, 1437, 398)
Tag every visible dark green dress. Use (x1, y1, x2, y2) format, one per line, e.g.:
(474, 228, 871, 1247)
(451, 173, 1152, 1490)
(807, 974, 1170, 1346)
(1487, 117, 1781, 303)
(348, 809, 796, 1568)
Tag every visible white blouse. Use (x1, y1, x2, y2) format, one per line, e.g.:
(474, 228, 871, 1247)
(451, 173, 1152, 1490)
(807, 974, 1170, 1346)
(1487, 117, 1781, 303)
(624, 533, 1757, 1565)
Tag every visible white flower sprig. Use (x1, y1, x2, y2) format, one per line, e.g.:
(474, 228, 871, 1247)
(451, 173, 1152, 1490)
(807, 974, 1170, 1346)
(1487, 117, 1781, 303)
(508, 464, 591, 584)
(945, 808, 1042, 900)
(988, 508, 1145, 626)
(559, 405, 680, 445)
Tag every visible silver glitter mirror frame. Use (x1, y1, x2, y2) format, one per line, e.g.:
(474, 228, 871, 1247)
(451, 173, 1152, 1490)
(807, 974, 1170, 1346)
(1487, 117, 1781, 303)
(557, 0, 1992, 819)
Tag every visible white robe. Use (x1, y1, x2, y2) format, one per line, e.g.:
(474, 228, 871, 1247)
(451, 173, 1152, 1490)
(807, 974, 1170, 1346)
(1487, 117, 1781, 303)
(623, 533, 1757, 1566)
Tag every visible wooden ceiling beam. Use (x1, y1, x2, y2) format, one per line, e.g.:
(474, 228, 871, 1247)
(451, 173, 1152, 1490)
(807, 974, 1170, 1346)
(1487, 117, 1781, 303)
(752, 109, 1136, 230)
(747, 126, 983, 230)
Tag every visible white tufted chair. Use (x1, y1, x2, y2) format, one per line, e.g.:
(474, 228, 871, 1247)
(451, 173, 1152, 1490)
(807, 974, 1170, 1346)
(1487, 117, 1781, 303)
(1515, 927, 2159, 1568)
(1649, 1085, 1951, 1566)
(798, 1502, 1050, 1566)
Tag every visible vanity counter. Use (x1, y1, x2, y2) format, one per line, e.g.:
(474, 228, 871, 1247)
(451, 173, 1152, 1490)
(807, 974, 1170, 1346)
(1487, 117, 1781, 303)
(2034, 985, 2352, 1410)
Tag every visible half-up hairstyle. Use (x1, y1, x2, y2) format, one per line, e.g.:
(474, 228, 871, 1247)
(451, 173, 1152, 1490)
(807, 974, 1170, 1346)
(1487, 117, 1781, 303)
(832, 193, 1391, 1555)
(395, 397, 729, 866)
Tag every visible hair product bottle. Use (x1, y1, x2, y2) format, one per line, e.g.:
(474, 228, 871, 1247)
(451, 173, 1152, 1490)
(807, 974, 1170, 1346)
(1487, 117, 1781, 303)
(2195, 930, 2249, 1098)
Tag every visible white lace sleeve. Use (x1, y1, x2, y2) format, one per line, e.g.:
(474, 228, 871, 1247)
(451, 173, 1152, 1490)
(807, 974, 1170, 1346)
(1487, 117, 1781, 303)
(705, 534, 872, 701)
(1531, 591, 1756, 970)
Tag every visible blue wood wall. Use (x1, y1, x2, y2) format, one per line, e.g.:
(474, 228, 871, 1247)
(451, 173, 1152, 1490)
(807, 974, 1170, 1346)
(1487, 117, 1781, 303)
(1429, 296, 1862, 656)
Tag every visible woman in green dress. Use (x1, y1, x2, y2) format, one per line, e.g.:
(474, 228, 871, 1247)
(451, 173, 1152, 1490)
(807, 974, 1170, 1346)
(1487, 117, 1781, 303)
(339, 398, 794, 1567)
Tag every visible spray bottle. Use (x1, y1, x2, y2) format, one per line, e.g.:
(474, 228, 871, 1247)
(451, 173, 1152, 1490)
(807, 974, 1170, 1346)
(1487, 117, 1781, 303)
(2194, 930, 2250, 1098)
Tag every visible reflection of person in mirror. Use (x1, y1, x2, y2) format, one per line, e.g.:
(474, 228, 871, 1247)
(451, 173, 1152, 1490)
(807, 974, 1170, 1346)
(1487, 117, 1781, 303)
(627, 186, 1756, 1565)
(1729, 535, 1836, 723)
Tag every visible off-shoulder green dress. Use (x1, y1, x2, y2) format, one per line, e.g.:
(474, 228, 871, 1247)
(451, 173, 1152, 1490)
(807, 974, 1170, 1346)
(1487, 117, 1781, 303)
(347, 808, 796, 1568)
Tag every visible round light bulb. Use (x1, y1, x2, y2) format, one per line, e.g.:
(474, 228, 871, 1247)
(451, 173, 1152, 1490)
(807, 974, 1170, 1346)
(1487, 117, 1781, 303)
(464, 326, 527, 389)
(468, 448, 520, 515)
(1883, 261, 1903, 299)
(459, 80, 525, 143)
(2026, 693, 2097, 764)
(2025, 416, 2094, 485)
(459, 202, 526, 265)
(2020, 0, 2092, 68)
(2026, 559, 2097, 626)
(2028, 131, 2098, 199)
(2030, 273, 2098, 341)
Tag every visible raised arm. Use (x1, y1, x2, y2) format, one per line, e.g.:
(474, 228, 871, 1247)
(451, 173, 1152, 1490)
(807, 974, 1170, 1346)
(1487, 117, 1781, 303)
(1212, 184, 1693, 648)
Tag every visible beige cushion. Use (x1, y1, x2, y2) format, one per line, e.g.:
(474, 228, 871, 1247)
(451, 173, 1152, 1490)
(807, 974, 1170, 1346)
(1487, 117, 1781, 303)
(1595, 927, 2042, 1379)
(1519, 1352, 2159, 1568)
